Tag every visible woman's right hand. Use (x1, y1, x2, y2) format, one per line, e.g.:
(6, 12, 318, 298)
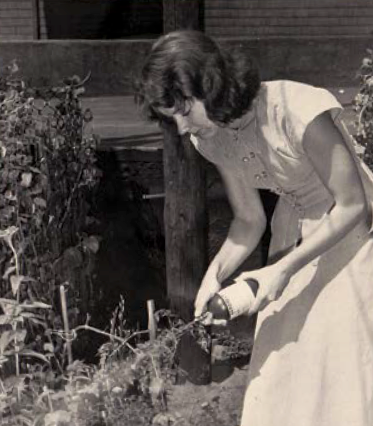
(194, 275, 222, 320)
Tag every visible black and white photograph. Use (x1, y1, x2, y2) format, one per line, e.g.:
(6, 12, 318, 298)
(1, 1, 373, 425)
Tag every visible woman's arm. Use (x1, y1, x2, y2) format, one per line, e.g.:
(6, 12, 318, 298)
(248, 111, 369, 312)
(279, 111, 368, 275)
(194, 166, 267, 317)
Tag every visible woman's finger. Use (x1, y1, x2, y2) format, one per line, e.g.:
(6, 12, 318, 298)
(250, 293, 266, 314)
(195, 288, 215, 316)
(194, 295, 208, 318)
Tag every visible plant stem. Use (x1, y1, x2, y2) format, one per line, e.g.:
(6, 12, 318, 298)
(13, 323, 20, 377)
(47, 391, 54, 412)
(58, 167, 83, 230)
(73, 325, 149, 354)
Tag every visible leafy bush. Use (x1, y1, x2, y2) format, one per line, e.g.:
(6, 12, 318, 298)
(354, 49, 373, 170)
(0, 61, 101, 378)
(0, 62, 250, 426)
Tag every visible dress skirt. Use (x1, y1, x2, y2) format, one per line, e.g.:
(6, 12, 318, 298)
(240, 198, 373, 426)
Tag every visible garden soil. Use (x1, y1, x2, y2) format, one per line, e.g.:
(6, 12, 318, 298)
(168, 362, 249, 425)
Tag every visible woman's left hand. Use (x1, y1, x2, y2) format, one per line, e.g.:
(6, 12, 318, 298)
(237, 264, 292, 314)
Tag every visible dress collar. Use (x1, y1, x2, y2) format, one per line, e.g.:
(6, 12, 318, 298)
(227, 104, 256, 131)
(224, 97, 262, 154)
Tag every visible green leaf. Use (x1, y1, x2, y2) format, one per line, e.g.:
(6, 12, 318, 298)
(0, 355, 9, 367)
(26, 317, 47, 327)
(62, 246, 83, 268)
(33, 197, 47, 208)
(10, 274, 24, 295)
(20, 312, 38, 319)
(0, 298, 18, 316)
(0, 226, 18, 239)
(82, 235, 100, 254)
(0, 330, 14, 353)
(43, 343, 54, 353)
(4, 190, 17, 201)
(3, 265, 16, 280)
(29, 184, 43, 195)
(30, 166, 41, 173)
(0, 144, 6, 158)
(0, 298, 18, 306)
(0, 315, 10, 325)
(21, 301, 51, 310)
(14, 329, 27, 343)
(18, 350, 50, 364)
(20, 172, 32, 188)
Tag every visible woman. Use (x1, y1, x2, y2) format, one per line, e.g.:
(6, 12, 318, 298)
(136, 30, 373, 426)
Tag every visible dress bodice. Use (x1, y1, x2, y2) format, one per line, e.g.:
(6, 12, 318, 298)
(191, 82, 338, 216)
(190, 80, 373, 247)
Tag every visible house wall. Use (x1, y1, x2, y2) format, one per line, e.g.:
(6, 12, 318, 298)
(0, 36, 371, 95)
(1, 0, 372, 41)
(205, 0, 373, 37)
(0, 0, 34, 40)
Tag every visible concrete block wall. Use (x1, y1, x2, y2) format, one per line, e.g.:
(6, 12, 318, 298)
(205, 0, 373, 37)
(0, 36, 371, 96)
(0, 0, 34, 40)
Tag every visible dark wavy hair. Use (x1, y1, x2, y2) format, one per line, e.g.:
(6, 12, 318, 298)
(135, 30, 261, 125)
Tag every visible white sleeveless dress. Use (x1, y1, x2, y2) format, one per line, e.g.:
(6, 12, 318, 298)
(190, 80, 373, 426)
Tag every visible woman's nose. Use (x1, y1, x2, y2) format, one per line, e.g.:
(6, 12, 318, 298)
(174, 115, 189, 135)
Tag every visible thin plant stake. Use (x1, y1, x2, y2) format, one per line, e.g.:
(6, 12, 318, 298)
(147, 299, 157, 342)
(60, 284, 73, 365)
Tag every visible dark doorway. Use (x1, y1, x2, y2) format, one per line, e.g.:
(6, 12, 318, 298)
(42, 0, 163, 39)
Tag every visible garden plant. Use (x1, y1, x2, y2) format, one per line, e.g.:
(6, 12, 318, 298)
(355, 48, 373, 170)
(0, 62, 251, 426)
(0, 62, 101, 424)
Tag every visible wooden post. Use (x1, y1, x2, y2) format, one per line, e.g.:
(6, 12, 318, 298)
(31, 0, 41, 39)
(163, 125, 208, 321)
(147, 299, 157, 342)
(161, 0, 206, 322)
(163, 0, 201, 34)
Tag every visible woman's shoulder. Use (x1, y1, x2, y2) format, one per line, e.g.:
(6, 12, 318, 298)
(260, 80, 342, 130)
(260, 80, 338, 106)
(258, 80, 343, 155)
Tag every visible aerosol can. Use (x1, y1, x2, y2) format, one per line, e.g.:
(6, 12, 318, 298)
(207, 278, 259, 320)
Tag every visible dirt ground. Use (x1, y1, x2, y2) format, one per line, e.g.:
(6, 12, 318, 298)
(168, 363, 249, 426)
(166, 312, 256, 425)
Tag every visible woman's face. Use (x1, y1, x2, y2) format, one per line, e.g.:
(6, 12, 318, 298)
(157, 98, 218, 139)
